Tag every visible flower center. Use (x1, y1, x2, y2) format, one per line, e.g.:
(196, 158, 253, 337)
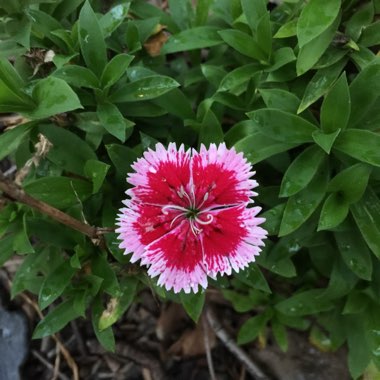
(161, 185, 214, 236)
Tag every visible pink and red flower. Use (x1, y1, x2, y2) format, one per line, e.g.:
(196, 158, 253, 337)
(116, 143, 267, 293)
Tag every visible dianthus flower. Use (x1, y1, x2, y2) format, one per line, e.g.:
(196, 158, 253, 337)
(116, 143, 267, 293)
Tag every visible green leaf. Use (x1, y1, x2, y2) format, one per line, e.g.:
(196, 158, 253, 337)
(327, 163, 372, 204)
(320, 72, 350, 133)
(260, 89, 299, 113)
(24, 177, 92, 209)
(168, 0, 193, 30)
(198, 109, 224, 147)
(235, 132, 298, 164)
(0, 122, 34, 161)
(275, 289, 333, 316)
(296, 14, 340, 75)
(272, 319, 288, 352)
(161, 26, 222, 53)
(91, 254, 120, 296)
(0, 234, 15, 266)
(222, 290, 255, 313)
(33, 297, 84, 339)
(334, 129, 380, 167)
(100, 3, 130, 37)
(195, 0, 213, 26)
(345, 1, 374, 41)
(345, 316, 371, 380)
(98, 277, 138, 331)
(297, 0, 341, 48)
(265, 47, 296, 72)
(274, 19, 297, 38)
(53, 65, 100, 89)
(92, 295, 115, 352)
(360, 21, 380, 47)
(235, 265, 271, 293)
(348, 59, 380, 128)
(0, 58, 27, 98)
(109, 76, 179, 103)
(12, 214, 34, 254)
(97, 102, 133, 142)
(336, 229, 372, 280)
(218, 29, 267, 61)
(218, 64, 259, 92)
(241, 0, 267, 34)
(38, 261, 76, 310)
(27, 77, 82, 120)
(279, 164, 328, 236)
(153, 88, 195, 119)
(343, 291, 370, 314)
(78, 0, 107, 77)
(247, 109, 317, 143)
(318, 193, 349, 231)
(237, 311, 271, 345)
(298, 59, 346, 113)
(312, 129, 341, 154)
(106, 144, 138, 180)
(261, 203, 286, 236)
(100, 54, 134, 89)
(38, 124, 96, 176)
(351, 188, 380, 259)
(280, 145, 325, 197)
(84, 159, 110, 194)
(180, 291, 205, 323)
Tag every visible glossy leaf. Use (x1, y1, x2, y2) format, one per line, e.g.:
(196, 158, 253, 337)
(248, 109, 317, 143)
(38, 124, 96, 176)
(198, 108, 224, 147)
(275, 289, 333, 316)
(161, 26, 222, 53)
(97, 102, 133, 142)
(237, 311, 272, 345)
(53, 65, 100, 88)
(296, 15, 340, 75)
(78, 0, 107, 77)
(272, 319, 288, 352)
(298, 59, 346, 113)
(235, 265, 271, 293)
(351, 188, 380, 259)
(84, 159, 110, 194)
(92, 295, 115, 352)
(27, 77, 82, 120)
(180, 291, 205, 323)
(348, 59, 380, 128)
(91, 254, 120, 296)
(98, 277, 138, 331)
(297, 0, 341, 48)
(33, 297, 84, 339)
(241, 0, 267, 34)
(335, 229, 372, 280)
(327, 163, 372, 204)
(109, 76, 179, 103)
(0, 122, 34, 161)
(24, 177, 92, 209)
(320, 72, 350, 133)
(219, 29, 267, 61)
(334, 129, 380, 167)
(312, 129, 341, 154)
(318, 193, 349, 231)
(100, 54, 134, 89)
(279, 164, 328, 236)
(39, 261, 76, 310)
(280, 145, 325, 197)
(235, 132, 298, 164)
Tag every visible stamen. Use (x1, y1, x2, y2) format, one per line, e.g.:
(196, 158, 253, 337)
(194, 214, 214, 225)
(162, 204, 188, 214)
(169, 213, 185, 228)
(197, 192, 209, 209)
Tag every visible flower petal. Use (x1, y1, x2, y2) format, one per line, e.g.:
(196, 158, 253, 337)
(200, 205, 267, 276)
(141, 221, 208, 293)
(191, 143, 257, 209)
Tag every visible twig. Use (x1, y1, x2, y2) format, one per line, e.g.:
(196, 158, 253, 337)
(202, 314, 217, 380)
(206, 307, 270, 380)
(0, 170, 114, 244)
(52, 342, 61, 380)
(31, 350, 70, 380)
